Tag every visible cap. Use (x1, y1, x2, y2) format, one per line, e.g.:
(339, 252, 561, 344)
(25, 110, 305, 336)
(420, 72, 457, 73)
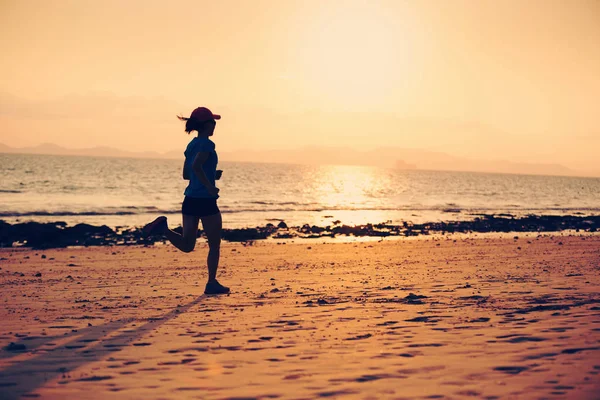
(189, 107, 221, 122)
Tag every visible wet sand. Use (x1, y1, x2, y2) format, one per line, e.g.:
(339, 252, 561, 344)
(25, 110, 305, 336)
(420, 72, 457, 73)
(1, 235, 599, 399)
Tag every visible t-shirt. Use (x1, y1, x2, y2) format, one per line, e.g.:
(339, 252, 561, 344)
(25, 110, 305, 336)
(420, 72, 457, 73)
(183, 137, 219, 198)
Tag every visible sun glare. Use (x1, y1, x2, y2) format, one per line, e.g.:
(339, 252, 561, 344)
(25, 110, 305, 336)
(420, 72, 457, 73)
(312, 164, 381, 209)
(296, 4, 405, 108)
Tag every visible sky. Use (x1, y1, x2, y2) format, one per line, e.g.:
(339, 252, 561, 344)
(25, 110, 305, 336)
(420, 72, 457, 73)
(1, 0, 599, 174)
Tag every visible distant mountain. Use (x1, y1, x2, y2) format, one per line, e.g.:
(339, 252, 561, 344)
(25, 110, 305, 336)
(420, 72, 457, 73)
(25, 143, 74, 156)
(0, 143, 172, 160)
(0, 142, 593, 177)
(218, 146, 581, 177)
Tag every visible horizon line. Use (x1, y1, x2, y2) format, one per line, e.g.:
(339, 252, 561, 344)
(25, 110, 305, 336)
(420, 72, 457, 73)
(1, 144, 599, 180)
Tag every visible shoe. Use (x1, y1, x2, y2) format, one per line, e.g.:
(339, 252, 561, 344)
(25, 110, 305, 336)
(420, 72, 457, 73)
(142, 216, 167, 238)
(204, 280, 230, 295)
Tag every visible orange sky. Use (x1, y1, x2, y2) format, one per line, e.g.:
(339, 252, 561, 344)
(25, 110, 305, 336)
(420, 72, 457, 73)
(1, 0, 599, 173)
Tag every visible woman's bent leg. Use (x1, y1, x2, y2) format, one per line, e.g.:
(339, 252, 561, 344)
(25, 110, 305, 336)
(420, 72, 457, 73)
(165, 214, 200, 253)
(200, 212, 222, 281)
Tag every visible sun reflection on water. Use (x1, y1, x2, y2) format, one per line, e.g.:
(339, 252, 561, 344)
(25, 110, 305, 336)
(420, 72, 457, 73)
(306, 164, 403, 225)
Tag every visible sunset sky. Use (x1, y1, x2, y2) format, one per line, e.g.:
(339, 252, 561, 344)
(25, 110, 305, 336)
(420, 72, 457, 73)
(1, 0, 599, 173)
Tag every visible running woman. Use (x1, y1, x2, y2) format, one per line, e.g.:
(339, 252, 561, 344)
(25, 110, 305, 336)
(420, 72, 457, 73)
(143, 107, 229, 295)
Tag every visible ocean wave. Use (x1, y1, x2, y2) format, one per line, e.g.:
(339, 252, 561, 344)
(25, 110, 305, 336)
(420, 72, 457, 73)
(2, 205, 600, 218)
(247, 201, 317, 206)
(0, 208, 179, 217)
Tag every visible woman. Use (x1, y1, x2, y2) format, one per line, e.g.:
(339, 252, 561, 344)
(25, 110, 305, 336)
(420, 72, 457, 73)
(143, 106, 229, 295)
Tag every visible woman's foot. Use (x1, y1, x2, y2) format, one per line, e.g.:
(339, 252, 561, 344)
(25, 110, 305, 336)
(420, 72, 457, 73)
(204, 279, 230, 295)
(142, 216, 168, 237)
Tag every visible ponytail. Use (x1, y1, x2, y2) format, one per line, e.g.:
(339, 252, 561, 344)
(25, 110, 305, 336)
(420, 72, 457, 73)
(177, 115, 202, 134)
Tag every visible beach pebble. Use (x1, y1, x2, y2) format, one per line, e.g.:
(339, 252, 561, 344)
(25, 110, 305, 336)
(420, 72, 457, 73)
(405, 293, 428, 300)
(4, 342, 26, 352)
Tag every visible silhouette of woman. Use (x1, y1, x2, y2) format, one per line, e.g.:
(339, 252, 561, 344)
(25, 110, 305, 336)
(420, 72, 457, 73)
(143, 107, 229, 295)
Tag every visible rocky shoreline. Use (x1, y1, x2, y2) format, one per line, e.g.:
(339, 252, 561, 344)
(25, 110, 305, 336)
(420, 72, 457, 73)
(1, 214, 599, 249)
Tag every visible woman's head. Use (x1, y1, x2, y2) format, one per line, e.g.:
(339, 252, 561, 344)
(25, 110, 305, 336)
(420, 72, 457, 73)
(178, 107, 221, 136)
(179, 117, 216, 135)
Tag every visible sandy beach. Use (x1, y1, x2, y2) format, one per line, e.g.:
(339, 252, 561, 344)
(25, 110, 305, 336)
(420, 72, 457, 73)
(1, 234, 599, 399)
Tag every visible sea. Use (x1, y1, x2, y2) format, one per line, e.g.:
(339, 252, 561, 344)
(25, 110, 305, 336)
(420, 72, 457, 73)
(1, 153, 599, 229)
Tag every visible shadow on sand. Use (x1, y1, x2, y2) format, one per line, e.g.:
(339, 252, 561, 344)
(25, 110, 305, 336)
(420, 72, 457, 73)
(0, 295, 207, 399)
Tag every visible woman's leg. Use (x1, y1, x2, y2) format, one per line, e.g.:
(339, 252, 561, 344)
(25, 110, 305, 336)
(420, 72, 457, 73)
(164, 214, 200, 253)
(200, 212, 222, 281)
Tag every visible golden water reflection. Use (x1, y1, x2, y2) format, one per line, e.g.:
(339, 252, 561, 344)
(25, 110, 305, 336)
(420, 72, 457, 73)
(309, 164, 403, 210)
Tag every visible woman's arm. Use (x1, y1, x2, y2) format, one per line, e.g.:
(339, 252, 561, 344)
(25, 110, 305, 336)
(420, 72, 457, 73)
(192, 152, 219, 196)
(183, 161, 190, 180)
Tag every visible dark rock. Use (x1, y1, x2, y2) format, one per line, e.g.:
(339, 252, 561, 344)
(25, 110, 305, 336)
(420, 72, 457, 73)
(1, 214, 599, 249)
(273, 232, 295, 239)
(4, 342, 26, 351)
(222, 228, 271, 242)
(405, 293, 428, 300)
